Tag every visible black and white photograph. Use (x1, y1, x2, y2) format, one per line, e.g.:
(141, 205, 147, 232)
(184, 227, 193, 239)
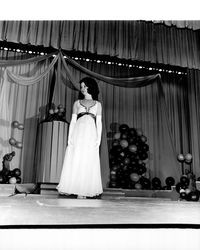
(0, 1, 200, 249)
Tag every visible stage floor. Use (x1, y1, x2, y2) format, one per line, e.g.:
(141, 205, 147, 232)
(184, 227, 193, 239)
(0, 194, 200, 227)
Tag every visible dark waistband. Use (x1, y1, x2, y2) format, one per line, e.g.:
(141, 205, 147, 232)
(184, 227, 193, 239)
(77, 112, 96, 120)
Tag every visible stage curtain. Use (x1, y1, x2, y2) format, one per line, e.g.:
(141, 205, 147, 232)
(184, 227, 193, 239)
(0, 51, 55, 182)
(0, 21, 200, 69)
(187, 69, 200, 178)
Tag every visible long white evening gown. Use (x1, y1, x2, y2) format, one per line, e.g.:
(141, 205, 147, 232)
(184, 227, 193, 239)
(57, 100, 103, 197)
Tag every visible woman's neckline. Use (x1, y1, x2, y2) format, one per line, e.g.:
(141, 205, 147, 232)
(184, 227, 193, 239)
(79, 99, 97, 111)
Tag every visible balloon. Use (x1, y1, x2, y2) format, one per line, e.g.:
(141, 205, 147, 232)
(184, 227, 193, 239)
(177, 154, 185, 162)
(12, 121, 19, 128)
(13, 168, 21, 177)
(137, 164, 147, 175)
(135, 183, 142, 189)
(16, 142, 23, 149)
(129, 144, 137, 153)
(58, 104, 63, 109)
(165, 176, 175, 186)
(123, 157, 130, 165)
(140, 135, 147, 143)
(140, 177, 151, 189)
(120, 139, 129, 148)
(119, 124, 129, 133)
(139, 152, 148, 160)
(120, 133, 128, 140)
(16, 176, 22, 184)
(0, 174, 5, 184)
(113, 132, 121, 140)
(130, 173, 140, 182)
(49, 109, 54, 114)
(129, 128, 137, 136)
(112, 140, 119, 147)
(9, 138, 16, 146)
(59, 108, 65, 113)
(187, 191, 200, 201)
(136, 128, 143, 136)
(119, 151, 126, 158)
(180, 175, 189, 186)
(185, 188, 191, 194)
(142, 144, 149, 152)
(18, 124, 24, 130)
(128, 137, 136, 144)
(180, 191, 187, 199)
(9, 176, 17, 184)
(152, 177, 162, 189)
(109, 182, 117, 188)
(185, 153, 192, 161)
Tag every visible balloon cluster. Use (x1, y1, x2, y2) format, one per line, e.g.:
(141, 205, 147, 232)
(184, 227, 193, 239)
(1, 151, 21, 184)
(175, 171, 200, 201)
(0, 168, 22, 184)
(108, 123, 151, 189)
(176, 153, 199, 201)
(9, 121, 24, 149)
(177, 153, 192, 171)
(45, 103, 66, 122)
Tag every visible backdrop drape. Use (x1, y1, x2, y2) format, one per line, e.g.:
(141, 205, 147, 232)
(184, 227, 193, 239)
(0, 20, 200, 69)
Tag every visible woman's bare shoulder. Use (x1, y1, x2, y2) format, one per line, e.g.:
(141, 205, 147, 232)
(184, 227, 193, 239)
(96, 100, 102, 106)
(73, 100, 80, 106)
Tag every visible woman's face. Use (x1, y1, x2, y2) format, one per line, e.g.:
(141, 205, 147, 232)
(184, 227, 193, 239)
(80, 82, 88, 95)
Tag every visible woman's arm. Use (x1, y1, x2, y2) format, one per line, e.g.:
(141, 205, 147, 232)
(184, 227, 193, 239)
(67, 100, 78, 146)
(96, 101, 102, 147)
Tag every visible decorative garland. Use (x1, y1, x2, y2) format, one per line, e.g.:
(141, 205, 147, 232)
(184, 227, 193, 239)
(0, 46, 187, 76)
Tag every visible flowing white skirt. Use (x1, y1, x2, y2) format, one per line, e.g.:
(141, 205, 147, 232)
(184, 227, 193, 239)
(57, 115, 103, 197)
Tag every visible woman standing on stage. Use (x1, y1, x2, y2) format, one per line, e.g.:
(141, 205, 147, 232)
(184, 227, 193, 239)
(57, 77, 103, 198)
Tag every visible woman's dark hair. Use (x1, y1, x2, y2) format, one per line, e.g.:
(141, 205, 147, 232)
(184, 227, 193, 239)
(78, 77, 99, 100)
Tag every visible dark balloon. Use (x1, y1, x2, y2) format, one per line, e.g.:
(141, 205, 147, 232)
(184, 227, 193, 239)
(165, 176, 175, 186)
(119, 124, 129, 133)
